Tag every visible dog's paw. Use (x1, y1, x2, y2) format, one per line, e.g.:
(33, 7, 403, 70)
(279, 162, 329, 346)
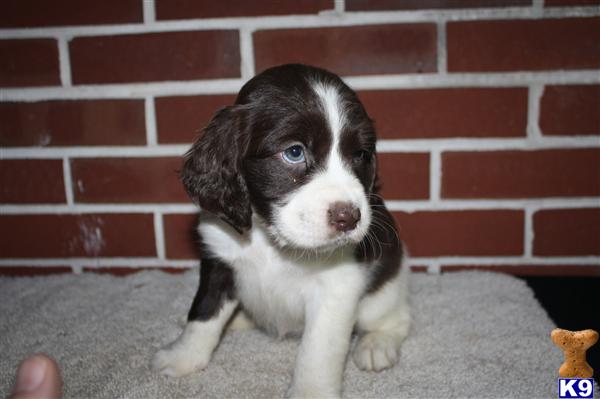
(287, 384, 340, 399)
(353, 331, 400, 372)
(152, 345, 210, 377)
(153, 321, 222, 376)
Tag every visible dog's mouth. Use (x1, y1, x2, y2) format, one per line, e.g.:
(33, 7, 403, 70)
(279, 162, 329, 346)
(264, 217, 369, 253)
(273, 233, 363, 257)
(264, 186, 373, 252)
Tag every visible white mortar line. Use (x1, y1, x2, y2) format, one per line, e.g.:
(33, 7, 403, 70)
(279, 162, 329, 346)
(0, 79, 244, 101)
(533, 0, 546, 14)
(239, 27, 256, 80)
(527, 84, 544, 140)
(428, 261, 442, 275)
(0, 145, 189, 159)
(377, 137, 600, 152)
(144, 96, 158, 146)
(346, 71, 600, 90)
(429, 150, 442, 201)
(57, 37, 72, 87)
(0, 6, 598, 39)
(524, 206, 535, 258)
(1, 198, 598, 215)
(0, 204, 198, 214)
(0, 256, 597, 268)
(3, 72, 600, 101)
(143, 0, 156, 24)
(154, 212, 166, 259)
(436, 21, 447, 74)
(334, 0, 345, 13)
(2, 71, 598, 101)
(0, 258, 198, 267)
(417, 257, 600, 265)
(1, 137, 598, 159)
(384, 198, 600, 212)
(71, 265, 83, 274)
(62, 158, 74, 205)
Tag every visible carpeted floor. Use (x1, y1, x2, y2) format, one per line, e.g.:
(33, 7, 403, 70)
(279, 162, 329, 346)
(0, 270, 570, 398)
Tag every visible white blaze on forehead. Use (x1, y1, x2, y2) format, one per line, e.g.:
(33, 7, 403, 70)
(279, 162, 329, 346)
(270, 79, 371, 249)
(311, 81, 345, 149)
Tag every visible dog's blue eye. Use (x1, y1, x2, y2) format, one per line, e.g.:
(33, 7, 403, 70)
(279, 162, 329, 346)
(282, 145, 305, 164)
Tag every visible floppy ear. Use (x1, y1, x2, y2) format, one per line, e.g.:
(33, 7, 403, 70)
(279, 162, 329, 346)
(181, 106, 251, 233)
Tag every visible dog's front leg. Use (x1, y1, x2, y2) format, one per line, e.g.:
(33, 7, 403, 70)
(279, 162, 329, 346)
(152, 257, 237, 376)
(289, 284, 360, 399)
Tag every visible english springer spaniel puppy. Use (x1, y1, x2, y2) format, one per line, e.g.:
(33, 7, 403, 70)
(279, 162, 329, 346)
(153, 64, 410, 398)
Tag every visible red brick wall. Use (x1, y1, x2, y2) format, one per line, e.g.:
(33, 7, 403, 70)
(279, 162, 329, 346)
(1, 1, 599, 276)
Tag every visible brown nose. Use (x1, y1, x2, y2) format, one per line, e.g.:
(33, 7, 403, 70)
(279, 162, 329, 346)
(328, 202, 361, 232)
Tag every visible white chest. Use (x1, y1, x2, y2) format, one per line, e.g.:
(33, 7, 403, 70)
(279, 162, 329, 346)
(198, 217, 364, 337)
(233, 247, 306, 337)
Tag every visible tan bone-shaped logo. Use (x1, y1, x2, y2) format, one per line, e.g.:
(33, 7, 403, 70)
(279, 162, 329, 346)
(551, 328, 598, 378)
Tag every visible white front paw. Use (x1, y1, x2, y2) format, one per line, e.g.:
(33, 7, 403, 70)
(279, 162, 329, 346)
(152, 344, 210, 377)
(288, 384, 340, 399)
(353, 332, 400, 372)
(152, 321, 221, 376)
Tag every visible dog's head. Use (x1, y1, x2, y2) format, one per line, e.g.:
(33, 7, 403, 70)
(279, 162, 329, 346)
(182, 64, 378, 250)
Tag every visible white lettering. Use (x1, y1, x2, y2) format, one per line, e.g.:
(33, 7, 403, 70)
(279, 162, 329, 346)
(560, 379, 577, 397)
(578, 379, 592, 398)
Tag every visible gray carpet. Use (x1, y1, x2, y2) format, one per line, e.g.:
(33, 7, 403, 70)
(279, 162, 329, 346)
(0, 270, 567, 398)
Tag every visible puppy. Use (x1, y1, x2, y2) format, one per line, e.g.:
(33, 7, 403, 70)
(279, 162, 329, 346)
(153, 64, 410, 398)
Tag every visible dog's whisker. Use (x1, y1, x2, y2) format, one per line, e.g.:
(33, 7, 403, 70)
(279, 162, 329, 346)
(371, 220, 400, 247)
(371, 211, 401, 242)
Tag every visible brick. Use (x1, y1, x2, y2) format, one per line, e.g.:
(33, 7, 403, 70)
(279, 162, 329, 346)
(377, 153, 429, 199)
(0, 266, 72, 276)
(0, 214, 156, 258)
(156, 0, 333, 19)
(447, 18, 600, 72)
(70, 31, 240, 84)
(155, 94, 237, 143)
(392, 210, 524, 256)
(254, 24, 437, 76)
(347, 0, 530, 11)
(163, 214, 201, 259)
(539, 85, 600, 136)
(442, 149, 600, 199)
(440, 265, 600, 276)
(533, 208, 600, 256)
(545, 0, 600, 6)
(0, 0, 142, 28)
(0, 39, 60, 87)
(359, 88, 527, 139)
(71, 157, 188, 203)
(0, 100, 146, 147)
(0, 160, 65, 204)
(409, 266, 428, 273)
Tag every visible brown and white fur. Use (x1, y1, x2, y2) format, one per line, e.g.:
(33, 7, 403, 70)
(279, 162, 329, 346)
(152, 64, 410, 398)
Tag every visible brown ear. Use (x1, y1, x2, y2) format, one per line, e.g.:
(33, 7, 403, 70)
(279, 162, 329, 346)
(181, 106, 251, 233)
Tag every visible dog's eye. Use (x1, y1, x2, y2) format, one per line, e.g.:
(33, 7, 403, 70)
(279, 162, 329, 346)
(352, 150, 370, 165)
(282, 145, 306, 164)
